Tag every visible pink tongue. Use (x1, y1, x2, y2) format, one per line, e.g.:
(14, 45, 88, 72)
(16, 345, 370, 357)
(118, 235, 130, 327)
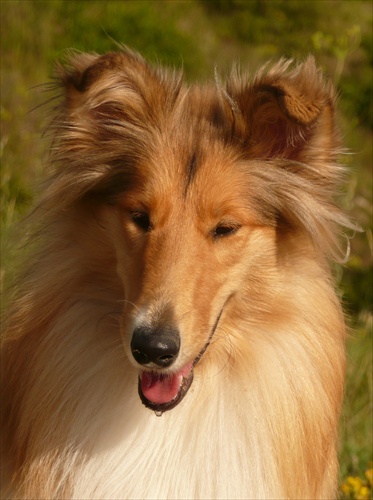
(141, 363, 193, 405)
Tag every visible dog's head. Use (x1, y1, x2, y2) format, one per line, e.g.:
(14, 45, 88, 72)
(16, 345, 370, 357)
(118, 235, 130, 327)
(47, 49, 350, 413)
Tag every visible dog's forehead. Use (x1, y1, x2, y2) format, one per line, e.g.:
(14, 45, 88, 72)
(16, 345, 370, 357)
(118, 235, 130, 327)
(144, 94, 245, 195)
(125, 146, 257, 228)
(139, 132, 243, 195)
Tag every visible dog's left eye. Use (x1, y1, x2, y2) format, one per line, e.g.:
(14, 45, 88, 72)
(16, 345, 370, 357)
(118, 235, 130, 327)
(212, 223, 240, 239)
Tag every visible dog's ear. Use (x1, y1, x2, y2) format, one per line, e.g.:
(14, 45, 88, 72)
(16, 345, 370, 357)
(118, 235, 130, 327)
(227, 59, 355, 261)
(56, 50, 179, 132)
(228, 58, 339, 164)
(45, 50, 182, 206)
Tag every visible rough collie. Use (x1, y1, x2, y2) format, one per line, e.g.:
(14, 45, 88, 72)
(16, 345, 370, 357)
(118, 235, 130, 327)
(1, 49, 353, 499)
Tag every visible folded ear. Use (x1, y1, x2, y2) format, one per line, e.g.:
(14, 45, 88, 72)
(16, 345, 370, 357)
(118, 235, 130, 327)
(44, 50, 181, 207)
(225, 59, 355, 261)
(56, 50, 180, 135)
(228, 57, 339, 164)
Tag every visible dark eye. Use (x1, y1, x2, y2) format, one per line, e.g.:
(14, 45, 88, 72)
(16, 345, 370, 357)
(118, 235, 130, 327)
(213, 223, 240, 239)
(130, 211, 152, 232)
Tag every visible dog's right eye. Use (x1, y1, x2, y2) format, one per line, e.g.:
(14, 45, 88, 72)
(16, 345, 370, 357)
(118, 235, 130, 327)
(130, 212, 152, 232)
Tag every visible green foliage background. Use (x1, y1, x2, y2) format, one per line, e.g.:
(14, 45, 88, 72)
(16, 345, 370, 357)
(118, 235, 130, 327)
(1, 0, 372, 494)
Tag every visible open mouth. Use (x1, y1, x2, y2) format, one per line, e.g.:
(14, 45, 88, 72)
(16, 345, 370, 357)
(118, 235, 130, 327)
(138, 362, 194, 414)
(137, 309, 224, 415)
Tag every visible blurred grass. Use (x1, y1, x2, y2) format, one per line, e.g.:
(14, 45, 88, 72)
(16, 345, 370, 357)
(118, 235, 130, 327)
(1, 1, 372, 495)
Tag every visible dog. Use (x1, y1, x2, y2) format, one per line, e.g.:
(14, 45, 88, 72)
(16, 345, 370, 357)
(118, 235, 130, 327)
(1, 49, 353, 499)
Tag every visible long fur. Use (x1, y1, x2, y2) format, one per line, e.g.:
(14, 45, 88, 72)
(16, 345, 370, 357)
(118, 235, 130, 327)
(1, 49, 353, 499)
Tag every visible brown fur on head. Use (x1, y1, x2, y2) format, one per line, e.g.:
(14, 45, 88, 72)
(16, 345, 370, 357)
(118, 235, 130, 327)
(42, 49, 351, 374)
(46, 50, 351, 255)
(2, 49, 352, 499)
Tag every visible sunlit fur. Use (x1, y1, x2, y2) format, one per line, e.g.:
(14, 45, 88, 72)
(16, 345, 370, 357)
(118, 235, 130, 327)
(1, 49, 353, 499)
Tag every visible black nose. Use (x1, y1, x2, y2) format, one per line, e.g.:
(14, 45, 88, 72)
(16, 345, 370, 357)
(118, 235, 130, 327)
(131, 325, 180, 368)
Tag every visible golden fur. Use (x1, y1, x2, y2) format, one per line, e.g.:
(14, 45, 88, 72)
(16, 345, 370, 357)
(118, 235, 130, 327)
(1, 49, 353, 499)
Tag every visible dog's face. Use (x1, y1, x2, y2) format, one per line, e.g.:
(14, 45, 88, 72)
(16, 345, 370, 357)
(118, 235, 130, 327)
(102, 141, 277, 412)
(53, 50, 342, 413)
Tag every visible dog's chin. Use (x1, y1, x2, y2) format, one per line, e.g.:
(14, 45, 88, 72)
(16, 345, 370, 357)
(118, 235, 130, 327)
(138, 363, 194, 414)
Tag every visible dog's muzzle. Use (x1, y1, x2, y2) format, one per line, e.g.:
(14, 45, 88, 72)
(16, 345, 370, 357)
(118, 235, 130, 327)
(131, 308, 225, 416)
(130, 324, 193, 414)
